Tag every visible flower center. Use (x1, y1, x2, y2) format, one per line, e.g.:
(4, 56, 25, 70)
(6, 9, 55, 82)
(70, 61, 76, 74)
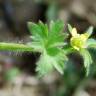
(70, 35, 86, 50)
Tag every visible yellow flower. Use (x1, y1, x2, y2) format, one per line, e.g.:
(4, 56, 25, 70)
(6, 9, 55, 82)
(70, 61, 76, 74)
(70, 28, 89, 50)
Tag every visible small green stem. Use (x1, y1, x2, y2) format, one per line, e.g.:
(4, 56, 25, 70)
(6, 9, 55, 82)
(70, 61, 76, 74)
(0, 43, 33, 52)
(63, 45, 76, 55)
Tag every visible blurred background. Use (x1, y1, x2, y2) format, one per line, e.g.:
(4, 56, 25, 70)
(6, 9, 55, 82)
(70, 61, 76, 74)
(0, 0, 96, 96)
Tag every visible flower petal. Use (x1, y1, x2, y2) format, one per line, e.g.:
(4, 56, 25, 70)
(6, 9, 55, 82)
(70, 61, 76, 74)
(71, 28, 78, 37)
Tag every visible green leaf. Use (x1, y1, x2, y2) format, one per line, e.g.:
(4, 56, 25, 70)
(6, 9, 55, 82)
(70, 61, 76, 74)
(28, 20, 66, 50)
(28, 21, 49, 52)
(52, 59, 65, 74)
(47, 20, 65, 48)
(36, 49, 67, 77)
(85, 26, 93, 37)
(86, 39, 96, 48)
(49, 20, 64, 35)
(52, 50, 67, 74)
(28, 22, 41, 36)
(28, 22, 48, 41)
(79, 49, 92, 76)
(27, 21, 68, 76)
(68, 24, 73, 33)
(47, 47, 60, 56)
(36, 52, 54, 77)
(38, 21, 48, 38)
(46, 35, 64, 48)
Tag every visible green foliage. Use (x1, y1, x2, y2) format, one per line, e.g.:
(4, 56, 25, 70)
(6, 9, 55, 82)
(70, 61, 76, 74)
(68, 24, 96, 75)
(79, 49, 92, 76)
(28, 20, 67, 76)
(0, 20, 96, 77)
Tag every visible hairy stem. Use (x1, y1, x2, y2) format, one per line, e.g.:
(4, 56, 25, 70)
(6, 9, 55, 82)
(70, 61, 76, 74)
(0, 43, 33, 52)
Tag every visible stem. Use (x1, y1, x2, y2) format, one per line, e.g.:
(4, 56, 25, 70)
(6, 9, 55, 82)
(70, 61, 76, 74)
(0, 43, 33, 52)
(63, 45, 76, 55)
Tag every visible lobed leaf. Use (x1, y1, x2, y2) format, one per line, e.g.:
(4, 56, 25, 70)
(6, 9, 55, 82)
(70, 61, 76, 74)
(47, 20, 65, 48)
(49, 20, 64, 35)
(36, 52, 54, 77)
(28, 21, 48, 42)
(27, 21, 69, 76)
(36, 49, 67, 76)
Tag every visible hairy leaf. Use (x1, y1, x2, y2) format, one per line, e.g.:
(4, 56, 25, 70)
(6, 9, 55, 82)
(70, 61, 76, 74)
(28, 21, 48, 43)
(47, 20, 65, 48)
(27, 20, 68, 76)
(36, 49, 67, 76)
(36, 53, 54, 77)
(79, 49, 92, 75)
